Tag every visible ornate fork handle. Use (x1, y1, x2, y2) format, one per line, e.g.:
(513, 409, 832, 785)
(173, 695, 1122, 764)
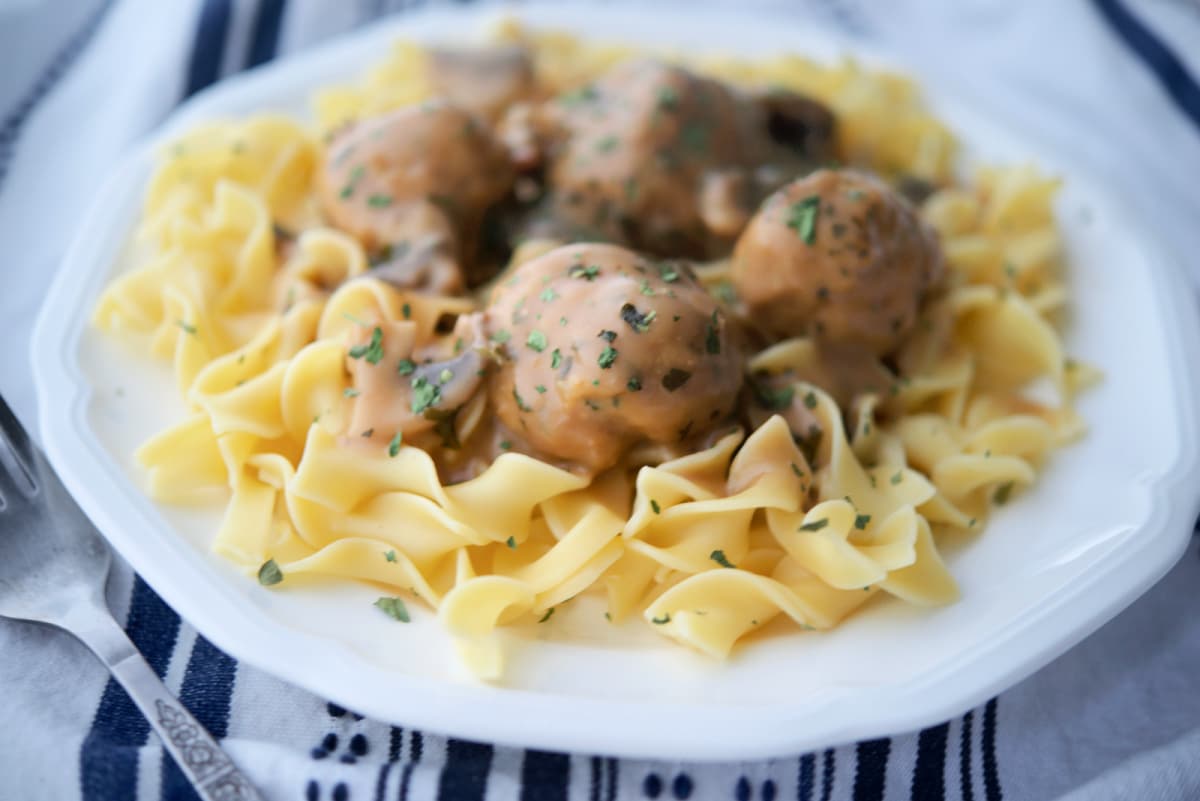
(71, 606, 263, 801)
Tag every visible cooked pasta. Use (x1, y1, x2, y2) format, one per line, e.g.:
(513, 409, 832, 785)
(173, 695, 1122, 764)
(94, 22, 1091, 679)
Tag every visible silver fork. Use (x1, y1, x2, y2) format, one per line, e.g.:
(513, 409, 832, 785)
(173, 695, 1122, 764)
(0, 396, 263, 801)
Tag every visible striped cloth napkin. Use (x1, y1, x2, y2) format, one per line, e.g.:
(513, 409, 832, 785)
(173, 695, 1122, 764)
(2, 1, 1199, 799)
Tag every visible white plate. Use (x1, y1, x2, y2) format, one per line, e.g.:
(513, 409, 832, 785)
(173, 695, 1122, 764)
(31, 3, 1200, 760)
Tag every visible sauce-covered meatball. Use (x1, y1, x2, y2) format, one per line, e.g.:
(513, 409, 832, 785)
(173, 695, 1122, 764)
(506, 59, 835, 259)
(318, 102, 515, 294)
(730, 169, 944, 355)
(486, 243, 744, 474)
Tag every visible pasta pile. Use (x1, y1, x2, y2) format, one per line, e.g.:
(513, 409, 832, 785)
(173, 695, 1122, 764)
(93, 25, 1094, 678)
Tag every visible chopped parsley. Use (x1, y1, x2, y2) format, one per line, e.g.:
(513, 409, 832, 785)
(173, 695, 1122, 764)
(661, 368, 691, 391)
(550, 348, 562, 369)
(709, 550, 736, 569)
(343, 387, 360, 398)
(374, 596, 410, 622)
(559, 84, 598, 106)
(657, 262, 680, 282)
(540, 287, 558, 303)
(384, 550, 397, 562)
(396, 358, 416, 376)
(650, 499, 661, 514)
(568, 264, 600, 281)
(620, 303, 657, 333)
(787, 195, 821, 245)
(410, 377, 441, 414)
(994, 482, 1014, 505)
(257, 559, 283, 586)
(367, 194, 393, 208)
(595, 135, 619, 153)
(491, 329, 511, 344)
(535, 384, 547, 394)
(538, 607, 555, 623)
(803, 391, 818, 409)
(176, 320, 196, 336)
(705, 310, 721, 354)
(598, 346, 618, 369)
(438, 368, 453, 384)
(656, 86, 679, 111)
(639, 279, 656, 296)
(526, 330, 548, 352)
(506, 536, 517, 549)
(627, 376, 643, 392)
(680, 122, 709, 153)
(401, 303, 411, 320)
(499, 440, 512, 450)
(890, 471, 903, 485)
(754, 382, 794, 410)
(854, 513, 872, 530)
(651, 613, 671, 625)
(598, 329, 617, 342)
(790, 462, 804, 477)
(348, 326, 384, 364)
(798, 518, 829, 532)
(513, 387, 532, 412)
(387, 431, 403, 457)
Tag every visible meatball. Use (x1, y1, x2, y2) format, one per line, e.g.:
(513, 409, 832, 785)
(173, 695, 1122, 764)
(507, 59, 835, 258)
(730, 169, 944, 355)
(485, 243, 744, 474)
(317, 102, 515, 293)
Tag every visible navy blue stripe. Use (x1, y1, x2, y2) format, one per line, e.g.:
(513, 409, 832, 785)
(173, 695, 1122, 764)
(0, 0, 115, 191)
(437, 740, 493, 801)
(590, 756, 603, 801)
(820, 749, 835, 801)
(852, 739, 889, 801)
(520, 750, 571, 801)
(910, 723, 950, 801)
(398, 761, 418, 801)
(160, 635, 239, 801)
(982, 700, 1002, 801)
(80, 577, 183, 800)
(1091, 0, 1200, 130)
(184, 0, 234, 98)
(389, 726, 405, 761)
(375, 762, 394, 801)
(246, 0, 287, 68)
(410, 730, 424, 762)
(959, 712, 975, 801)
(605, 757, 618, 801)
(797, 753, 816, 801)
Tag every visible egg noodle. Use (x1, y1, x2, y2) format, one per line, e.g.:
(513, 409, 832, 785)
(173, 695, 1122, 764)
(93, 22, 1096, 678)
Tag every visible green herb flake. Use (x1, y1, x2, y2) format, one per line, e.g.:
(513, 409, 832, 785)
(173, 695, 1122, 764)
(787, 195, 821, 245)
(506, 536, 517, 549)
(709, 549, 736, 569)
(651, 613, 671, 625)
(756, 383, 795, 410)
(384, 550, 397, 562)
(374, 596, 410, 622)
(176, 320, 197, 336)
(535, 384, 547, 394)
(650, 499, 661, 514)
(401, 303, 411, 320)
(538, 607, 555, 623)
(550, 348, 562, 369)
(620, 303, 657, 333)
(396, 358, 416, 376)
(790, 462, 804, 477)
(499, 440, 512, 450)
(798, 518, 829, 532)
(387, 431, 403, 457)
(803, 391, 818, 409)
(540, 287, 559, 303)
(491, 329, 511, 344)
(890, 471, 903, 485)
(854, 513, 872, 530)
(595, 135, 619, 153)
(257, 559, 283, 586)
(410, 376, 441, 415)
(598, 346, 618, 369)
(658, 263, 680, 283)
(656, 86, 679, 111)
(626, 376, 643, 392)
(367, 194, 393, 208)
(994, 481, 1014, 505)
(348, 326, 385, 364)
(438, 368, 453, 384)
(568, 264, 601, 281)
(513, 387, 532, 412)
(526, 330, 548, 352)
(705, 310, 721, 354)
